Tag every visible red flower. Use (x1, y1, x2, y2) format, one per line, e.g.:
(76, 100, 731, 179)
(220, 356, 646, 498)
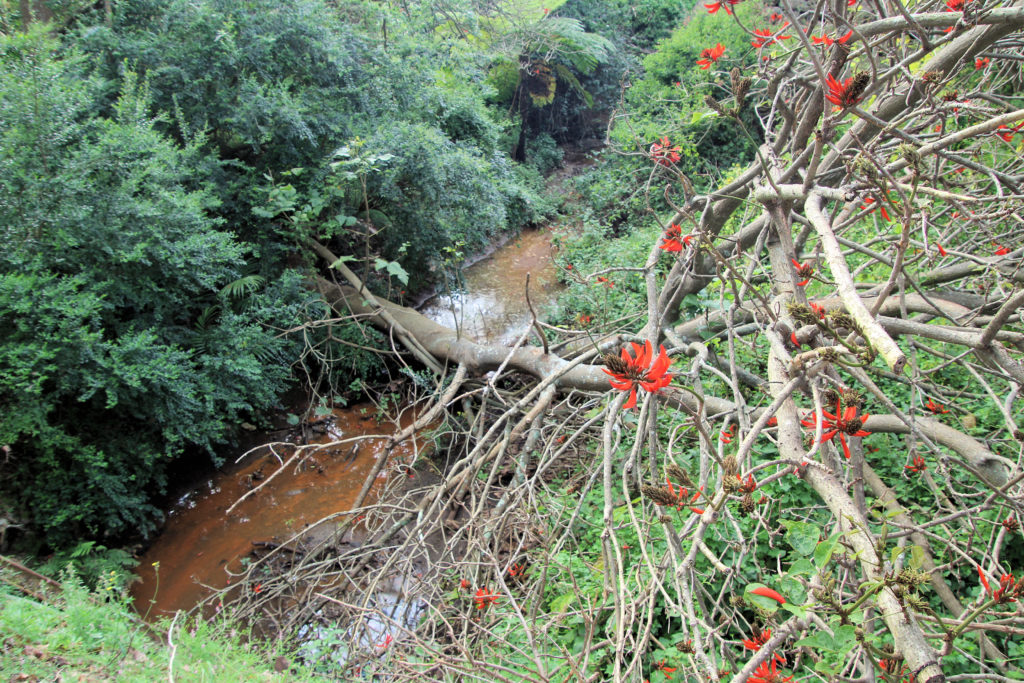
(577, 313, 593, 326)
(749, 658, 794, 683)
(925, 399, 949, 414)
(809, 302, 826, 319)
(655, 660, 678, 679)
(253, 583, 263, 594)
(800, 398, 871, 459)
(790, 331, 802, 348)
(508, 563, 525, 577)
(660, 224, 686, 252)
(769, 12, 784, 22)
(790, 258, 814, 286)
(979, 566, 1019, 604)
(765, 416, 778, 427)
(879, 658, 910, 682)
(825, 73, 864, 107)
(751, 586, 787, 604)
(697, 43, 726, 69)
(994, 244, 1011, 256)
(751, 28, 791, 48)
(905, 456, 927, 473)
(704, 0, 741, 13)
(946, 0, 964, 10)
(936, 243, 947, 256)
(996, 123, 1023, 142)
(743, 629, 771, 651)
(739, 474, 758, 493)
(688, 487, 705, 515)
(861, 196, 891, 221)
(975, 57, 990, 69)
(812, 30, 853, 46)
(596, 276, 614, 288)
(474, 587, 500, 610)
(377, 634, 393, 649)
(720, 425, 735, 444)
(1003, 516, 1020, 532)
(743, 628, 786, 665)
(459, 578, 471, 590)
(650, 136, 682, 166)
(603, 341, 673, 410)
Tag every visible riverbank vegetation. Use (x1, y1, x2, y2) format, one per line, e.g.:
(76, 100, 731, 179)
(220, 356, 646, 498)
(3, 0, 1024, 681)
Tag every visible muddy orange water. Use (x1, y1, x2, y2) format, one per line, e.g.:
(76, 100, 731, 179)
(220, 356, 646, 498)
(132, 407, 423, 617)
(420, 227, 562, 344)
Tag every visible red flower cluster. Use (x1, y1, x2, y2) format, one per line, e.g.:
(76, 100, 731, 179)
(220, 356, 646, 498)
(861, 196, 891, 221)
(925, 399, 950, 414)
(812, 30, 853, 46)
(697, 43, 726, 69)
(720, 425, 735, 444)
(994, 244, 1012, 256)
(655, 660, 678, 679)
(603, 341, 673, 410)
(650, 136, 682, 166)
(905, 456, 927, 473)
(474, 587, 500, 610)
(975, 57, 990, 69)
(751, 28, 791, 48)
(978, 566, 1021, 604)
(826, 73, 865, 107)
(596, 276, 614, 288)
(749, 658, 794, 683)
(791, 258, 814, 286)
(936, 243, 948, 256)
(660, 224, 694, 252)
(801, 399, 871, 460)
(996, 122, 1024, 142)
(743, 628, 785, 665)
(704, 0, 741, 14)
(657, 480, 704, 514)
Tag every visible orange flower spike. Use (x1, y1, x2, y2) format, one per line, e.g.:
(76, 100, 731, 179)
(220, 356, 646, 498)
(650, 137, 682, 166)
(474, 587, 500, 610)
(660, 224, 684, 252)
(603, 341, 673, 410)
(696, 43, 726, 69)
(825, 73, 863, 107)
(656, 660, 678, 680)
(790, 257, 814, 286)
(749, 659, 794, 683)
(905, 456, 927, 473)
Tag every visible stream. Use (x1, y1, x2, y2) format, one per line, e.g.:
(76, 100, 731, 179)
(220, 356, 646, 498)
(131, 227, 564, 618)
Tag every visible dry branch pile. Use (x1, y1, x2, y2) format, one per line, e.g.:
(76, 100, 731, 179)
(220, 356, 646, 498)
(219, 4, 1024, 681)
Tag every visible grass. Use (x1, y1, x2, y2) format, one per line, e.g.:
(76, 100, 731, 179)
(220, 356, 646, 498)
(0, 569, 321, 682)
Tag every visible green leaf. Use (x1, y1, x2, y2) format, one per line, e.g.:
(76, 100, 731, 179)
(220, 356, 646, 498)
(550, 592, 575, 615)
(785, 521, 820, 557)
(795, 631, 834, 650)
(814, 532, 842, 568)
(330, 255, 357, 269)
(788, 558, 816, 577)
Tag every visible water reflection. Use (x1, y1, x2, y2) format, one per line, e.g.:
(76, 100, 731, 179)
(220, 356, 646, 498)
(419, 228, 562, 345)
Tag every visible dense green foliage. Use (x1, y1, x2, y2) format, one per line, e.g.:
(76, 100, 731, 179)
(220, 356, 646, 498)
(0, 31, 307, 543)
(0, 0, 567, 547)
